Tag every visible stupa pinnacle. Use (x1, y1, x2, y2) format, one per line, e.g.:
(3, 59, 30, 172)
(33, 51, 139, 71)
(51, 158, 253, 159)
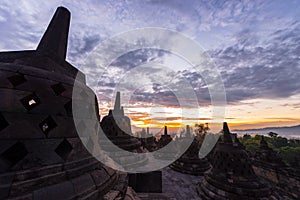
(36, 7, 70, 59)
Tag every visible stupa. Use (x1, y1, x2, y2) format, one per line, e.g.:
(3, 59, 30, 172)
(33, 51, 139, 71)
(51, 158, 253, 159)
(100, 92, 163, 194)
(140, 128, 157, 152)
(197, 122, 276, 199)
(253, 136, 286, 169)
(100, 92, 148, 169)
(156, 126, 172, 148)
(251, 137, 299, 199)
(153, 126, 178, 160)
(170, 125, 210, 175)
(0, 7, 138, 200)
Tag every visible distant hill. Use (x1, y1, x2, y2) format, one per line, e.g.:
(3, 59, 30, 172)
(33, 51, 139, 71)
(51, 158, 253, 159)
(233, 124, 300, 138)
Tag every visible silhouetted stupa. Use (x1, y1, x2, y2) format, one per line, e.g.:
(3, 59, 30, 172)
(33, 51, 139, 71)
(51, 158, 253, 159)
(153, 126, 178, 160)
(232, 133, 246, 150)
(140, 128, 157, 152)
(100, 92, 148, 168)
(251, 137, 298, 199)
(197, 122, 276, 199)
(170, 125, 210, 175)
(157, 126, 172, 148)
(0, 7, 138, 200)
(254, 136, 286, 169)
(101, 92, 132, 138)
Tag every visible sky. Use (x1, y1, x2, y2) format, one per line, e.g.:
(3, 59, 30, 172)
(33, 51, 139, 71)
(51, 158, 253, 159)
(0, 0, 299, 133)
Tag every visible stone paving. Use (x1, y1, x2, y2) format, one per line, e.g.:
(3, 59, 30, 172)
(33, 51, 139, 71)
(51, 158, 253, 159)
(138, 167, 203, 200)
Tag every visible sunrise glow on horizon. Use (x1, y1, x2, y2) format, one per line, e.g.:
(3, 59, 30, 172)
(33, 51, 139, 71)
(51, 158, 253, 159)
(98, 93, 300, 132)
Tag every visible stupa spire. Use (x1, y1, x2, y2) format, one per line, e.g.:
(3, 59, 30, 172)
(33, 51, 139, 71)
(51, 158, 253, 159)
(36, 7, 70, 60)
(114, 91, 121, 111)
(186, 125, 191, 137)
(164, 126, 168, 136)
(223, 122, 232, 143)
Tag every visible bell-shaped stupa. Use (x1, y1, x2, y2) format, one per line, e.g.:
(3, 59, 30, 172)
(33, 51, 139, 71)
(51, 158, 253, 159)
(254, 136, 286, 169)
(170, 125, 210, 175)
(100, 91, 148, 169)
(0, 7, 137, 200)
(197, 122, 276, 199)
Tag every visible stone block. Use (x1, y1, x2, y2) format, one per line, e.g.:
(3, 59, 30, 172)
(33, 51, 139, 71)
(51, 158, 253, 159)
(0, 89, 29, 113)
(89, 168, 110, 188)
(70, 173, 96, 197)
(16, 139, 63, 168)
(0, 172, 14, 199)
(0, 113, 47, 139)
(33, 180, 75, 200)
(129, 171, 162, 193)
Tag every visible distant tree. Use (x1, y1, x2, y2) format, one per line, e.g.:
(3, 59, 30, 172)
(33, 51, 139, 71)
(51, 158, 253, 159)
(245, 143, 260, 155)
(269, 136, 288, 148)
(254, 134, 263, 140)
(194, 123, 209, 141)
(268, 132, 278, 138)
(242, 134, 251, 141)
(277, 146, 300, 167)
(240, 133, 300, 166)
(242, 136, 260, 155)
(289, 139, 300, 147)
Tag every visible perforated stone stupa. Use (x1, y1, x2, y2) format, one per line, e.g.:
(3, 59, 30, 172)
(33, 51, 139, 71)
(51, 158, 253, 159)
(153, 126, 178, 160)
(254, 136, 286, 169)
(140, 128, 157, 152)
(156, 126, 172, 148)
(197, 122, 277, 200)
(0, 7, 138, 200)
(100, 91, 148, 169)
(252, 137, 299, 199)
(170, 125, 210, 175)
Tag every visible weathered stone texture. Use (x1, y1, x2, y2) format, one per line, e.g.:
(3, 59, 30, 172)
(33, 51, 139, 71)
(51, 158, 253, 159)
(0, 6, 136, 200)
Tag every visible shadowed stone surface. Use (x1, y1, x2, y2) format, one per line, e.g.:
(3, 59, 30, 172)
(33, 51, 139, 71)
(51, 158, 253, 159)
(252, 137, 300, 199)
(138, 167, 201, 200)
(140, 128, 158, 152)
(99, 92, 162, 193)
(0, 6, 135, 200)
(197, 122, 277, 200)
(129, 171, 162, 193)
(154, 126, 178, 160)
(170, 125, 211, 175)
(254, 136, 286, 169)
(100, 91, 148, 169)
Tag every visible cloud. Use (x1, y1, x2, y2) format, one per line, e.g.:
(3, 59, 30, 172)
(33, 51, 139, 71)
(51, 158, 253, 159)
(68, 34, 101, 61)
(1, 0, 299, 110)
(87, 18, 300, 108)
(0, 0, 271, 52)
(281, 103, 300, 109)
(209, 20, 300, 103)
